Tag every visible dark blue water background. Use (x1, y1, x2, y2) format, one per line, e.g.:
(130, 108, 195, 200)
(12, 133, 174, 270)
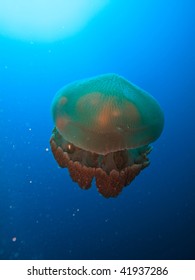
(0, 0, 195, 259)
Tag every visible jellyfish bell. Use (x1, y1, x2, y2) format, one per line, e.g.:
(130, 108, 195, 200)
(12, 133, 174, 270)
(50, 74, 164, 198)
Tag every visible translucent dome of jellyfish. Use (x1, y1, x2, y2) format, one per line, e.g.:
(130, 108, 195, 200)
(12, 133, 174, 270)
(50, 74, 164, 198)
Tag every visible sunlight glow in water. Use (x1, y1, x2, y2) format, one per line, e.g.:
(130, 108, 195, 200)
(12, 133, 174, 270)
(0, 0, 108, 42)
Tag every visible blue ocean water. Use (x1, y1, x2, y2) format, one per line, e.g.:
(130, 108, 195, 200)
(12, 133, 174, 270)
(0, 0, 195, 260)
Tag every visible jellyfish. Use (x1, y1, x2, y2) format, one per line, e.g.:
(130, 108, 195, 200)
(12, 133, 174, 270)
(50, 74, 164, 198)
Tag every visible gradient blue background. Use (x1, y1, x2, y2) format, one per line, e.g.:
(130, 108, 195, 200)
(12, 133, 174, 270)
(0, 0, 195, 260)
